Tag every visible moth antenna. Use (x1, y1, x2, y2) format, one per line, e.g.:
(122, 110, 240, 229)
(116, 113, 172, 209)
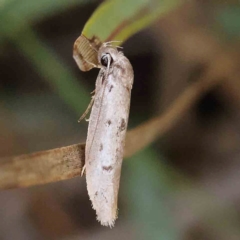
(104, 53, 111, 79)
(104, 40, 122, 45)
(103, 41, 123, 49)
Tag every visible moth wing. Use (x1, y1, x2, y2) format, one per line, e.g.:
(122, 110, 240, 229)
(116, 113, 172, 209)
(85, 56, 133, 227)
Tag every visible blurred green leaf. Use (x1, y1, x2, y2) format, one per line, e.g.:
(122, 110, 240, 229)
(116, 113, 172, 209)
(82, 0, 182, 43)
(216, 6, 240, 38)
(0, 12, 90, 115)
(123, 147, 177, 240)
(1, 0, 94, 23)
(16, 29, 91, 114)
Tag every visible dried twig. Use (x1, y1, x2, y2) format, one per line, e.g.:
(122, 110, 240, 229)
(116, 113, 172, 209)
(0, 144, 85, 189)
(0, 49, 238, 190)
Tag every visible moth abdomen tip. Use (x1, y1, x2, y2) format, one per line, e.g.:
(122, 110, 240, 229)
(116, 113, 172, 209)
(98, 218, 116, 228)
(96, 210, 117, 228)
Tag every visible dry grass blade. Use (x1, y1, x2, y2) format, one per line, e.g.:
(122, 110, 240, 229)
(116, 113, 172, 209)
(0, 48, 238, 190)
(0, 144, 85, 189)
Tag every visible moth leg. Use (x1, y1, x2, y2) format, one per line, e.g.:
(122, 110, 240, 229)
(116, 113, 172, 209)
(85, 117, 90, 122)
(78, 95, 95, 122)
(81, 164, 86, 176)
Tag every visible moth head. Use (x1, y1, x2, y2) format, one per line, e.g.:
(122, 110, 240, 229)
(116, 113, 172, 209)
(98, 46, 119, 68)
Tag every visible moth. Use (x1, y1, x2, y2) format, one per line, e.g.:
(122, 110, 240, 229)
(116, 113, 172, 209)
(78, 42, 134, 227)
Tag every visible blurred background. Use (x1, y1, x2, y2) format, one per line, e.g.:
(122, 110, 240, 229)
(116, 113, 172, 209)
(1, 0, 240, 239)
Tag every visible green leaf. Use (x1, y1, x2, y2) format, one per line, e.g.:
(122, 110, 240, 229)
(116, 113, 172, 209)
(0, 12, 90, 115)
(216, 6, 240, 38)
(123, 147, 177, 240)
(1, 0, 93, 23)
(83, 0, 182, 43)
